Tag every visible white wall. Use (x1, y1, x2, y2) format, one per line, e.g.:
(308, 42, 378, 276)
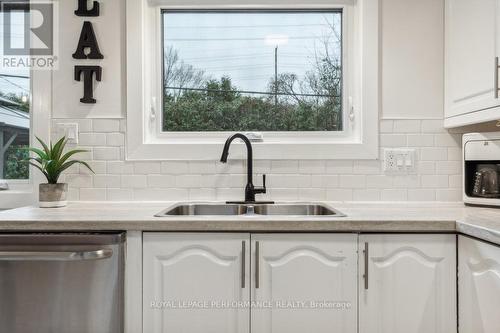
(51, 0, 463, 202)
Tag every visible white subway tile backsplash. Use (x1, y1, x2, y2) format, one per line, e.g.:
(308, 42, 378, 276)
(107, 161, 134, 174)
(189, 188, 216, 201)
(407, 134, 434, 147)
(92, 119, 120, 132)
(339, 175, 366, 188)
(381, 189, 408, 201)
(353, 161, 381, 174)
(299, 160, 326, 174)
(134, 162, 161, 174)
(408, 189, 436, 201)
(421, 175, 449, 188)
(106, 133, 125, 146)
(147, 175, 176, 188)
(271, 160, 299, 173)
(421, 120, 446, 133)
(175, 175, 202, 188)
(161, 161, 189, 174)
(380, 134, 407, 147)
(326, 161, 353, 174)
(268, 175, 311, 188)
(189, 161, 217, 174)
(134, 188, 189, 201)
(366, 175, 393, 188)
(93, 175, 121, 188)
(449, 175, 463, 188)
(311, 175, 339, 188)
(79, 133, 106, 146)
(121, 175, 147, 188)
(379, 120, 394, 133)
(434, 133, 461, 147)
(420, 147, 448, 161)
(79, 188, 106, 201)
(298, 188, 326, 201)
(106, 188, 134, 201)
(436, 189, 462, 202)
(417, 161, 436, 175)
(393, 120, 420, 133)
(447, 147, 462, 161)
(353, 189, 381, 201)
(93, 147, 121, 161)
(58, 117, 464, 203)
(326, 189, 353, 201)
(436, 161, 461, 175)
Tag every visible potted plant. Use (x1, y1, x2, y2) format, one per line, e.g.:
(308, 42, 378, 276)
(27, 136, 93, 208)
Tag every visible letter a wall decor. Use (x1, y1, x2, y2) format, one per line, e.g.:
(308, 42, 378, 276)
(73, 0, 103, 104)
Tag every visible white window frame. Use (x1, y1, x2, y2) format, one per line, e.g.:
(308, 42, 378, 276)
(0, 69, 52, 209)
(126, 0, 379, 160)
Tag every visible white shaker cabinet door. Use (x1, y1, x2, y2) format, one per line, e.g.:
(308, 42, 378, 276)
(359, 234, 456, 333)
(251, 234, 358, 333)
(459, 235, 500, 333)
(445, 0, 500, 127)
(143, 233, 250, 333)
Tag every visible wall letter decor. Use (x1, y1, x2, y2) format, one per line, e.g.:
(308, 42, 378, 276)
(72, 21, 103, 59)
(74, 0, 99, 17)
(74, 65, 102, 104)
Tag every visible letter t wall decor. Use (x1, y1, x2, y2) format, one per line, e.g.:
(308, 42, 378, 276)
(73, 0, 103, 104)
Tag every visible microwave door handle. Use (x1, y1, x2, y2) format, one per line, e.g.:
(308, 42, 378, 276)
(0, 249, 113, 261)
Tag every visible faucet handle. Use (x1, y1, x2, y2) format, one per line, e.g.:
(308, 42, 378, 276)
(255, 174, 267, 194)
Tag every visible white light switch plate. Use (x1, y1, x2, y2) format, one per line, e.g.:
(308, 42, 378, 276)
(384, 148, 416, 174)
(57, 123, 79, 144)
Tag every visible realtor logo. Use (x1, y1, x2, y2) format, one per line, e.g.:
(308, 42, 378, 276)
(1, 0, 58, 69)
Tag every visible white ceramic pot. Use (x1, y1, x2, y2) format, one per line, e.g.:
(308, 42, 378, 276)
(39, 183, 68, 208)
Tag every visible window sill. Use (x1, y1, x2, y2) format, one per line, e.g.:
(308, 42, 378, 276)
(0, 190, 36, 209)
(126, 139, 378, 161)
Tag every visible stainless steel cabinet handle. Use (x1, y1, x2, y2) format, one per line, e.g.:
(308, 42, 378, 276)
(363, 242, 369, 290)
(0, 249, 113, 261)
(255, 241, 260, 289)
(241, 241, 246, 289)
(495, 57, 499, 99)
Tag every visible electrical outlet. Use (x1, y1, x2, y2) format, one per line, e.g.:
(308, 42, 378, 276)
(384, 148, 416, 174)
(57, 123, 79, 144)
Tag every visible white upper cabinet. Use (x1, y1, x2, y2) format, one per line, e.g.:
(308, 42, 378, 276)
(143, 233, 250, 333)
(359, 234, 456, 333)
(251, 234, 358, 333)
(445, 0, 500, 127)
(459, 236, 500, 333)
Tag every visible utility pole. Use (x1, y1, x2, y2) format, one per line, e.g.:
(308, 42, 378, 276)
(274, 46, 278, 105)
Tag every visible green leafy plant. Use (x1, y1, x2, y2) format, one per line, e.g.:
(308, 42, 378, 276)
(26, 136, 94, 184)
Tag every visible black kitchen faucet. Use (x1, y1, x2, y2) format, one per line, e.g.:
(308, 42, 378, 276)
(220, 133, 273, 204)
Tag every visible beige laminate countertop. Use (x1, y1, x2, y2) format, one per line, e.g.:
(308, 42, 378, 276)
(0, 201, 499, 244)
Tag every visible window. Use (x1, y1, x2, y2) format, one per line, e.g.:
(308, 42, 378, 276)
(126, 0, 379, 160)
(0, 71, 30, 181)
(0, 8, 30, 181)
(162, 10, 343, 133)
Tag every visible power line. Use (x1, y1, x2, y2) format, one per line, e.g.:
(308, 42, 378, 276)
(0, 74, 29, 79)
(0, 77, 29, 92)
(165, 86, 339, 98)
(166, 36, 321, 42)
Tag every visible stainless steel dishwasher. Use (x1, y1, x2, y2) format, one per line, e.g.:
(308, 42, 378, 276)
(0, 233, 125, 333)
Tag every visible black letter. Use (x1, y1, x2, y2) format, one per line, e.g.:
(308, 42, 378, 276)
(72, 21, 103, 59)
(74, 66, 102, 104)
(75, 0, 99, 16)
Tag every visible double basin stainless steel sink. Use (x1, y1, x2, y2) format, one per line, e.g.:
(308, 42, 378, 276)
(155, 203, 345, 217)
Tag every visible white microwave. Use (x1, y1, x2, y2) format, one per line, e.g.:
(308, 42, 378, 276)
(463, 132, 500, 207)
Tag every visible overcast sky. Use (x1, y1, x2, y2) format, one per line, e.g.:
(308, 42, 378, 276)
(163, 11, 341, 93)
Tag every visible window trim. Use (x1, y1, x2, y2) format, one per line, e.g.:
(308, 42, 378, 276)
(126, 0, 379, 160)
(0, 69, 52, 209)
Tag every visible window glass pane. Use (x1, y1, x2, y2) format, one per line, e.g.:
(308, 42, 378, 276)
(0, 12, 30, 180)
(162, 11, 342, 132)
